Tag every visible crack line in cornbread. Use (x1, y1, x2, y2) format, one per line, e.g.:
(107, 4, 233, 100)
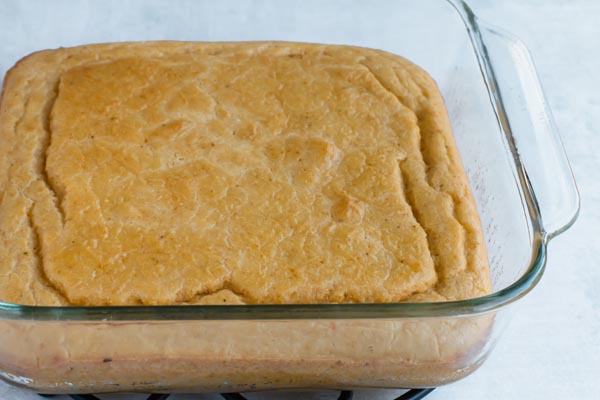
(29, 74, 70, 302)
(26, 204, 66, 303)
(359, 60, 470, 280)
(24, 73, 69, 303)
(357, 57, 489, 301)
(40, 77, 66, 226)
(358, 62, 438, 279)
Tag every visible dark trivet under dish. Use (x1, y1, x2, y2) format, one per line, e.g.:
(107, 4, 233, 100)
(39, 389, 435, 399)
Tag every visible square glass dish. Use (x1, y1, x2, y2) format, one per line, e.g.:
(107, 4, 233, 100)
(0, 0, 579, 393)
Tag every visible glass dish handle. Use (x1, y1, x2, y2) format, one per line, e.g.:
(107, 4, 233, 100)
(469, 16, 580, 238)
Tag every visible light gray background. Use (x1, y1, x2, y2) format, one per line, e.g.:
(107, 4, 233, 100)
(1, 0, 598, 399)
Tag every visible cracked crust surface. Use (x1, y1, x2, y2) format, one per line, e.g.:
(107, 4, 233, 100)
(0, 42, 491, 306)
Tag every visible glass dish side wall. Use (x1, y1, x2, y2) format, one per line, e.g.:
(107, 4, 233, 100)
(0, 313, 509, 393)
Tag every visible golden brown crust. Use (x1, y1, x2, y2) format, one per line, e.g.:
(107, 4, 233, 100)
(0, 42, 491, 306)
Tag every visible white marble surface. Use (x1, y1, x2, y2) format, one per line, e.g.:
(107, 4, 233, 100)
(1, 0, 598, 399)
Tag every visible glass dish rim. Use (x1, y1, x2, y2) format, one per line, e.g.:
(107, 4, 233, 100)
(0, 0, 578, 321)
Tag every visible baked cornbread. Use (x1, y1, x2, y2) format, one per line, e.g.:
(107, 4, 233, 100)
(0, 42, 491, 306)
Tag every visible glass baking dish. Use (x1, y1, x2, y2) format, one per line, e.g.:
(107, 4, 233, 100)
(0, 0, 579, 394)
